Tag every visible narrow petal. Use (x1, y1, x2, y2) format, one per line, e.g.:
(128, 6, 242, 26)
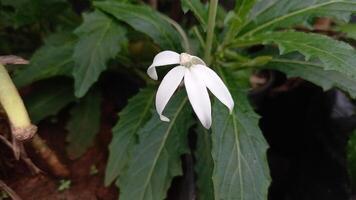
(191, 56, 206, 66)
(156, 66, 186, 122)
(147, 51, 180, 80)
(193, 64, 234, 112)
(184, 68, 212, 129)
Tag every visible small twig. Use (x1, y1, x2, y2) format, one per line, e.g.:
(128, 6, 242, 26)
(0, 135, 42, 174)
(0, 135, 13, 149)
(11, 137, 21, 160)
(0, 180, 22, 200)
(0, 56, 28, 65)
(19, 144, 42, 174)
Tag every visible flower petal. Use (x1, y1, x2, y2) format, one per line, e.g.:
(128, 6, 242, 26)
(184, 67, 212, 129)
(156, 66, 186, 122)
(193, 64, 234, 112)
(147, 51, 180, 80)
(191, 56, 206, 66)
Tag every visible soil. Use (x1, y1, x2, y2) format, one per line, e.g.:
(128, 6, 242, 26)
(3, 103, 119, 200)
(0, 72, 143, 200)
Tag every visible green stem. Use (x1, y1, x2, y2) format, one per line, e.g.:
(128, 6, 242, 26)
(192, 26, 205, 50)
(160, 14, 191, 53)
(0, 64, 37, 141)
(204, 0, 219, 64)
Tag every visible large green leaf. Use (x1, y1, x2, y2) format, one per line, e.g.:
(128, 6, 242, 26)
(240, 0, 356, 36)
(195, 126, 214, 200)
(73, 10, 127, 97)
(105, 86, 155, 186)
(94, 1, 182, 51)
(66, 89, 101, 159)
(13, 32, 75, 88)
(244, 31, 356, 80)
(117, 91, 192, 200)
(211, 71, 270, 200)
(25, 80, 76, 123)
(266, 58, 356, 98)
(181, 0, 208, 29)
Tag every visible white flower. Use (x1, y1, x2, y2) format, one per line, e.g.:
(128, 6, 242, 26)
(147, 50, 234, 129)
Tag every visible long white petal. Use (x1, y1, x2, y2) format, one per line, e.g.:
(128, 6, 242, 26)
(184, 67, 212, 129)
(156, 66, 186, 122)
(193, 64, 234, 112)
(147, 51, 180, 80)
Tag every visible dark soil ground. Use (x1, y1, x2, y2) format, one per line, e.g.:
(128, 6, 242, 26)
(3, 102, 119, 200)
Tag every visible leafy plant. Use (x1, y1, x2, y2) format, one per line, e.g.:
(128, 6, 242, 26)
(5, 0, 356, 199)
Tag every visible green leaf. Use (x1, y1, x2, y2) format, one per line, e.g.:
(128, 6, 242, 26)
(195, 126, 214, 200)
(211, 71, 270, 200)
(181, 0, 208, 28)
(105, 86, 155, 186)
(73, 10, 127, 97)
(66, 88, 101, 159)
(117, 91, 192, 200)
(94, 1, 182, 51)
(1, 0, 69, 27)
(222, 0, 258, 45)
(240, 0, 356, 36)
(234, 0, 257, 21)
(245, 31, 356, 80)
(25, 80, 76, 123)
(337, 23, 356, 40)
(266, 58, 356, 98)
(13, 32, 75, 88)
(347, 130, 356, 190)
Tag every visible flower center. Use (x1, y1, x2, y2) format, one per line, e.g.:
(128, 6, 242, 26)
(180, 53, 193, 67)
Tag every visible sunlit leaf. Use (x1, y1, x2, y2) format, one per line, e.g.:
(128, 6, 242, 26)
(94, 1, 182, 51)
(105, 86, 155, 186)
(245, 31, 356, 80)
(211, 71, 270, 200)
(73, 10, 127, 97)
(66, 88, 101, 159)
(117, 91, 192, 200)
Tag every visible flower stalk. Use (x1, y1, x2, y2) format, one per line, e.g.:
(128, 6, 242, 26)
(0, 64, 37, 140)
(204, 0, 219, 64)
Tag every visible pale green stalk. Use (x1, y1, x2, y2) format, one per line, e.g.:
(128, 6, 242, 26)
(160, 14, 191, 53)
(0, 64, 36, 140)
(204, 0, 219, 64)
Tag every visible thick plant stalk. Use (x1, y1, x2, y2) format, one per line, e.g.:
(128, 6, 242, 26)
(0, 63, 69, 177)
(0, 64, 37, 141)
(31, 135, 70, 177)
